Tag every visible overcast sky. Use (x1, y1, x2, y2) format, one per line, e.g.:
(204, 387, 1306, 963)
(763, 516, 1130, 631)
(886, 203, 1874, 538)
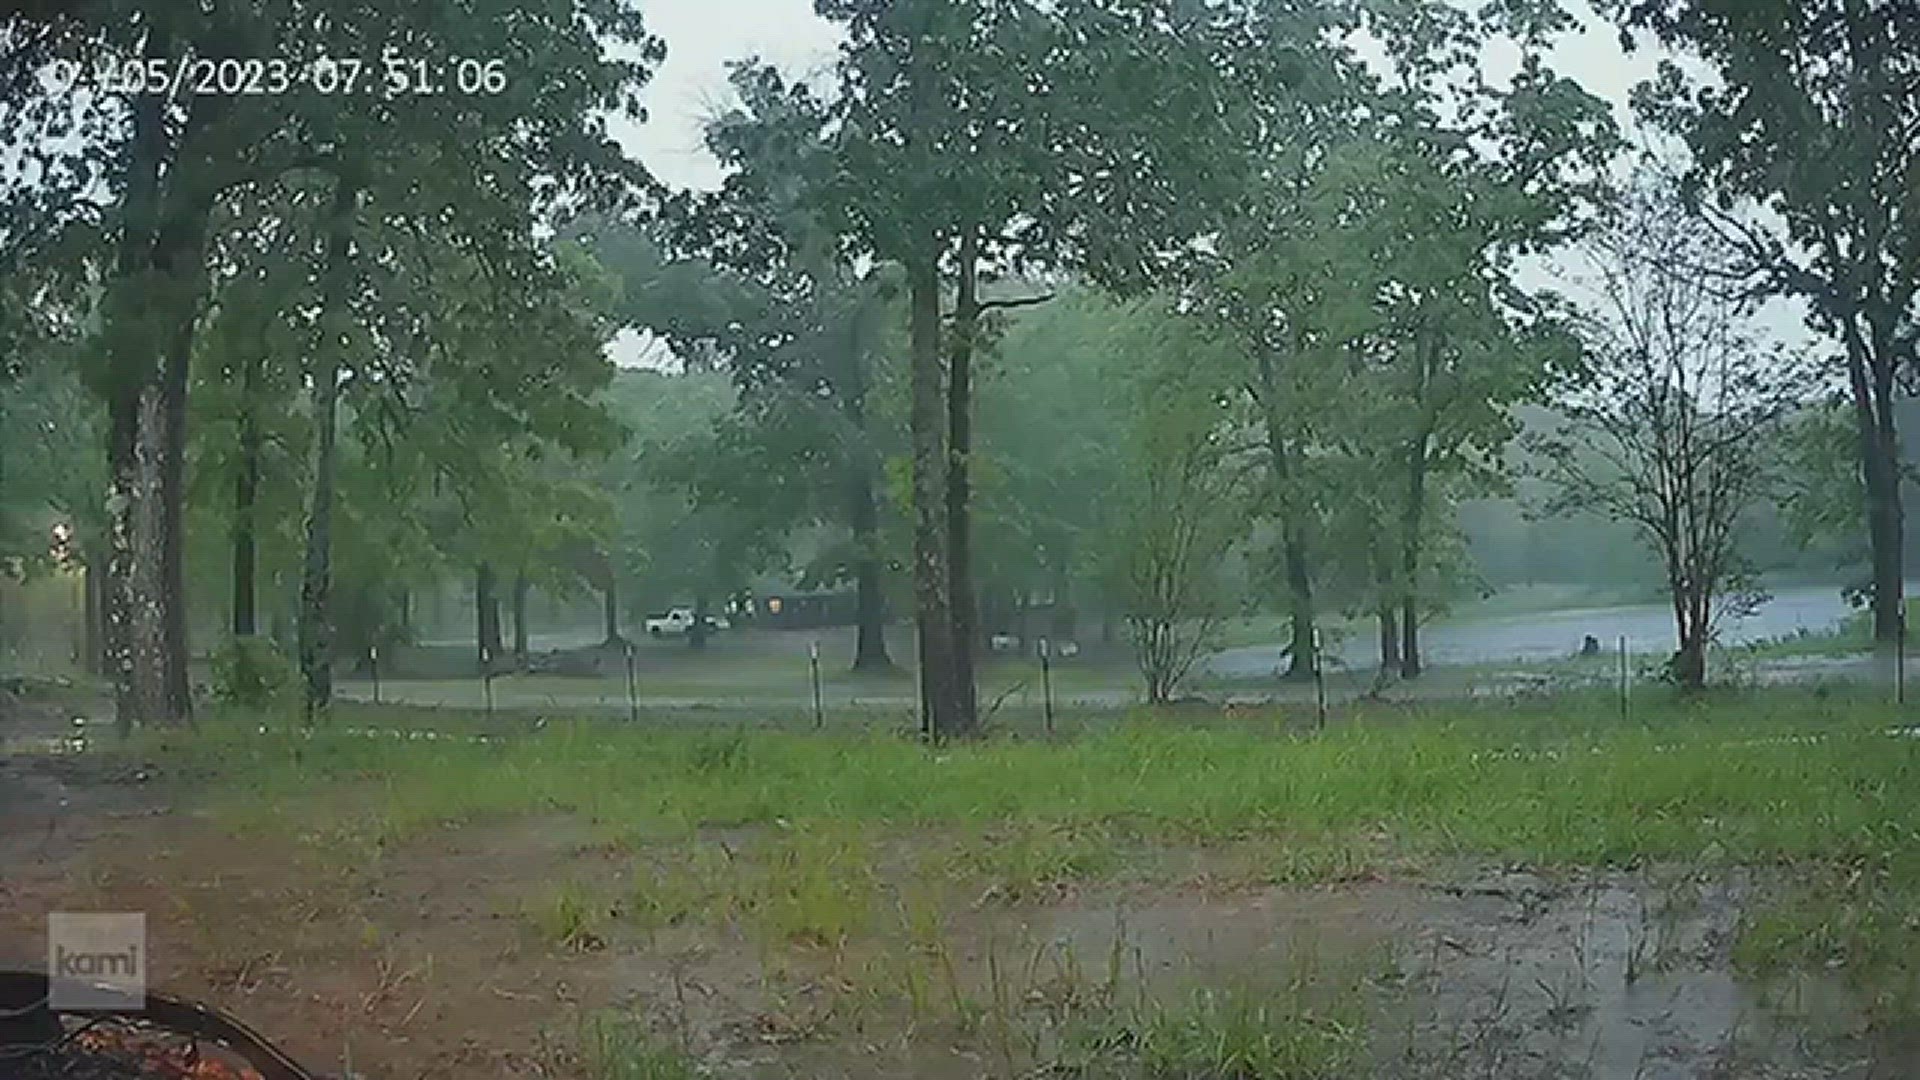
(619, 0, 1661, 191)
(615, 0, 843, 192)
(606, 2, 1802, 366)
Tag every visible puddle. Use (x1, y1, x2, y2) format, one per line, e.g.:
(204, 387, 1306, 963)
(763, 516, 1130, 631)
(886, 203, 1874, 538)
(942, 870, 1883, 1079)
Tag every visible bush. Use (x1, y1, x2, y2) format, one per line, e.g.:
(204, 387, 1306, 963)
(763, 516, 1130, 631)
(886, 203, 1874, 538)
(209, 637, 297, 710)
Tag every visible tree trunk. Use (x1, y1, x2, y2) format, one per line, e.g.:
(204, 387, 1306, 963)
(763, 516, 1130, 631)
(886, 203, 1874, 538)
(1671, 591, 1708, 690)
(1255, 354, 1317, 683)
(1378, 603, 1400, 671)
(98, 55, 166, 736)
(82, 547, 104, 676)
(1372, 534, 1400, 670)
(944, 226, 982, 733)
(476, 562, 502, 671)
(231, 359, 260, 638)
(849, 464, 892, 670)
(512, 572, 530, 661)
(1671, 642, 1706, 689)
(837, 270, 893, 672)
(1850, 347, 1904, 648)
(1399, 433, 1429, 680)
(908, 249, 961, 740)
(159, 298, 193, 720)
(112, 386, 174, 729)
(602, 576, 622, 645)
(297, 173, 361, 722)
(104, 285, 202, 729)
(1280, 528, 1316, 681)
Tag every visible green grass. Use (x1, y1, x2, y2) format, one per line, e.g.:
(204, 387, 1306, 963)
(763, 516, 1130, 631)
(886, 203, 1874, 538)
(131, 688, 1920, 874)
(1737, 598, 1920, 661)
(121, 687, 1920, 1041)
(580, 1014, 703, 1080)
(1059, 964, 1368, 1079)
(1734, 856, 1920, 1037)
(526, 879, 612, 952)
(1445, 582, 1664, 621)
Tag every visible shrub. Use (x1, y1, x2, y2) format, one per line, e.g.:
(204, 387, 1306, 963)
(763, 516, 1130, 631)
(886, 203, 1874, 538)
(208, 637, 297, 710)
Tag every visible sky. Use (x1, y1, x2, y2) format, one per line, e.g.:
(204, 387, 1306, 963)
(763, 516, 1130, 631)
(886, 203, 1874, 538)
(615, 0, 1664, 186)
(616, 0, 843, 193)
(605, 1, 1802, 367)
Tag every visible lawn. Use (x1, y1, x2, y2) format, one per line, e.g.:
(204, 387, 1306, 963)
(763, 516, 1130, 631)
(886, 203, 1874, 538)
(8, 686, 1920, 1078)
(1736, 599, 1920, 660)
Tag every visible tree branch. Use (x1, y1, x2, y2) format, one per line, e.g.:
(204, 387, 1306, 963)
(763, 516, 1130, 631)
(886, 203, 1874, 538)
(957, 293, 1055, 318)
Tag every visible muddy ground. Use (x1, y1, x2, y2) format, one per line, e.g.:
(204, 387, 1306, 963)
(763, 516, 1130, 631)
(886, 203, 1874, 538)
(0, 691, 1909, 1079)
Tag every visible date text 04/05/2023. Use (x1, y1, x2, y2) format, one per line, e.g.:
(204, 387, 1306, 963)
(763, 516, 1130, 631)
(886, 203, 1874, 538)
(47, 53, 510, 98)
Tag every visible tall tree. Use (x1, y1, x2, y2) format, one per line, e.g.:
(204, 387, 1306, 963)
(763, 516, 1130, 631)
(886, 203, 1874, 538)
(766, 0, 1328, 738)
(1102, 302, 1254, 704)
(1532, 183, 1810, 689)
(6, 0, 660, 728)
(1611, 0, 1920, 648)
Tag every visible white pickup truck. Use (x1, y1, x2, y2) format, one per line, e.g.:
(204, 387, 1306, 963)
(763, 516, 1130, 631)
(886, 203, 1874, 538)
(644, 608, 729, 636)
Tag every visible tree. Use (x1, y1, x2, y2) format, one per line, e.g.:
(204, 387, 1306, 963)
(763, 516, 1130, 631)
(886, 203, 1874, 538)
(1610, 0, 1920, 648)
(752, 0, 1327, 738)
(5, 0, 660, 728)
(1531, 183, 1809, 689)
(1102, 304, 1253, 704)
(1779, 397, 1874, 583)
(612, 88, 909, 670)
(188, 251, 306, 643)
(1199, 19, 1611, 678)
(975, 288, 1135, 652)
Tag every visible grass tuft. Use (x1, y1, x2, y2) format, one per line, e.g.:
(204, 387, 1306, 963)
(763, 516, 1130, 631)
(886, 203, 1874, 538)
(580, 1013, 702, 1080)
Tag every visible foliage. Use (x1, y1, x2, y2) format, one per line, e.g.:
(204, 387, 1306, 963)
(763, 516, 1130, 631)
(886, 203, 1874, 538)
(0, 331, 103, 574)
(1102, 305, 1255, 704)
(1530, 179, 1811, 688)
(1779, 398, 1874, 578)
(207, 637, 298, 711)
(1609, 0, 1920, 642)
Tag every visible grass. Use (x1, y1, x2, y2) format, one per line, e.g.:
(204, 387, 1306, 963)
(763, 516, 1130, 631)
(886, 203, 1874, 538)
(1734, 857, 1920, 1038)
(142, 688, 1920, 867)
(110, 687, 1920, 1063)
(1059, 959, 1369, 1079)
(527, 879, 611, 952)
(580, 1014, 703, 1080)
(1736, 598, 1920, 661)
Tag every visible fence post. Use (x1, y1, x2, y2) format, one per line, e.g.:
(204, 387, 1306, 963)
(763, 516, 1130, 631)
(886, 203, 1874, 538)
(1899, 609, 1907, 707)
(625, 639, 639, 724)
(1618, 636, 1629, 721)
(480, 645, 494, 715)
(809, 640, 824, 730)
(1039, 637, 1054, 737)
(369, 644, 380, 705)
(1312, 628, 1327, 732)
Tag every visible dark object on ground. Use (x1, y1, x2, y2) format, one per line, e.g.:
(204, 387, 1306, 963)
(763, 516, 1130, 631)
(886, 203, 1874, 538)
(526, 645, 612, 677)
(0, 971, 318, 1080)
(1580, 635, 1601, 657)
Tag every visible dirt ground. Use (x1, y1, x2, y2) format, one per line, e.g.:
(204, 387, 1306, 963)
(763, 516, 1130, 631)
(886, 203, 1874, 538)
(1, 692, 1909, 1080)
